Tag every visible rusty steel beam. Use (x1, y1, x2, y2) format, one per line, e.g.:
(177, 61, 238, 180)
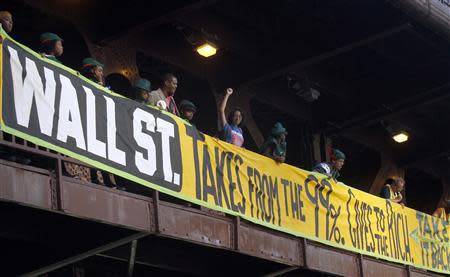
(60, 179, 153, 231)
(153, 190, 160, 234)
(0, 162, 53, 209)
(261, 266, 300, 277)
(359, 254, 365, 277)
(53, 158, 63, 210)
(234, 216, 240, 251)
(361, 257, 407, 277)
(302, 238, 308, 269)
(127, 240, 138, 277)
(20, 232, 149, 277)
(96, 253, 193, 274)
(305, 241, 360, 276)
(157, 201, 234, 249)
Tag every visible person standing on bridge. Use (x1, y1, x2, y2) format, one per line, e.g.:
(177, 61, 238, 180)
(260, 122, 288, 163)
(80, 57, 121, 189)
(39, 32, 64, 64)
(313, 148, 345, 180)
(0, 11, 13, 34)
(148, 73, 180, 116)
(81, 57, 105, 86)
(381, 177, 405, 206)
(133, 78, 152, 104)
(62, 58, 106, 184)
(179, 100, 197, 124)
(218, 88, 245, 147)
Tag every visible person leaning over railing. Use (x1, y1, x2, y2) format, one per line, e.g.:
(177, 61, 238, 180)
(0, 11, 13, 34)
(381, 177, 405, 206)
(81, 57, 105, 86)
(39, 32, 64, 64)
(179, 100, 197, 124)
(133, 78, 152, 104)
(433, 194, 450, 221)
(313, 148, 345, 181)
(79, 57, 123, 190)
(59, 58, 104, 184)
(148, 73, 180, 116)
(260, 122, 288, 163)
(218, 88, 245, 147)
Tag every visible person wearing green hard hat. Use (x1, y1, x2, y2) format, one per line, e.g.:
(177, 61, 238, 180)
(0, 11, 13, 34)
(133, 78, 152, 104)
(313, 148, 346, 180)
(260, 122, 288, 163)
(39, 32, 64, 63)
(76, 56, 121, 189)
(179, 99, 197, 123)
(81, 57, 105, 86)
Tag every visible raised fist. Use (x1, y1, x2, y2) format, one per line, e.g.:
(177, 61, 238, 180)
(226, 88, 233, 95)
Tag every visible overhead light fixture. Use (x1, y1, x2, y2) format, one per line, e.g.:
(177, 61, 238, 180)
(382, 121, 410, 144)
(196, 42, 217, 57)
(392, 132, 409, 143)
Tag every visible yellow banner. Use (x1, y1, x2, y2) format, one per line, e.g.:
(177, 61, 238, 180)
(177, 123, 450, 274)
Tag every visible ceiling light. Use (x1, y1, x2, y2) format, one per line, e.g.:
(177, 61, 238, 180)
(382, 121, 410, 144)
(196, 43, 217, 57)
(392, 132, 409, 143)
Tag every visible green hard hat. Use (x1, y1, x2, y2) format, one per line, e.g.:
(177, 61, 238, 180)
(82, 57, 103, 68)
(179, 100, 197, 112)
(271, 122, 287, 136)
(134, 78, 151, 92)
(332, 149, 346, 160)
(40, 32, 63, 43)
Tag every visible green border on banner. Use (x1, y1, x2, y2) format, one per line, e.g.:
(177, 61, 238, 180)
(0, 27, 449, 275)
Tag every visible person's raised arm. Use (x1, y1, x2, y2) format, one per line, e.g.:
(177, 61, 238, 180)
(218, 88, 233, 129)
